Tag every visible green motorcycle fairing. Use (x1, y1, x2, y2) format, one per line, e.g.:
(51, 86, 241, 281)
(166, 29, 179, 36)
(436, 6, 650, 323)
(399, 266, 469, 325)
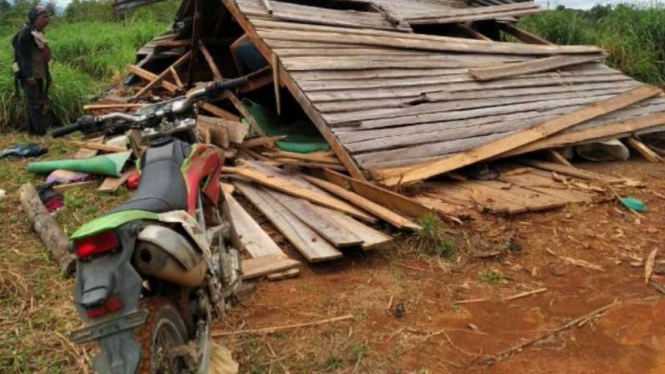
(70, 210, 159, 241)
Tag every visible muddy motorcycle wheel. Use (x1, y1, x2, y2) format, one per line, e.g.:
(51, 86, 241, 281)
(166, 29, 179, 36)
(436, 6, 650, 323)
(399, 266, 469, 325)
(134, 297, 190, 374)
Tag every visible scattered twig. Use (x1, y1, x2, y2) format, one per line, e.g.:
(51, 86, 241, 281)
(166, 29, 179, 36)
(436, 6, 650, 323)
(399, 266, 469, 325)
(454, 298, 491, 305)
(560, 256, 605, 272)
(645, 249, 659, 284)
(479, 300, 620, 366)
(648, 279, 665, 295)
(386, 295, 393, 312)
(504, 288, 548, 301)
(212, 315, 354, 337)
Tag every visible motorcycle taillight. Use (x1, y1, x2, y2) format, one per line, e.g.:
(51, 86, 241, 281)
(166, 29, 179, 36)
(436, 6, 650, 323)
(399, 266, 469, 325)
(86, 297, 123, 319)
(75, 231, 119, 259)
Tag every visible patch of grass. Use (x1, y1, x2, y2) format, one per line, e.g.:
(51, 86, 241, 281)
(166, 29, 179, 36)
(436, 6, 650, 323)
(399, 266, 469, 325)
(477, 269, 504, 284)
(415, 214, 456, 259)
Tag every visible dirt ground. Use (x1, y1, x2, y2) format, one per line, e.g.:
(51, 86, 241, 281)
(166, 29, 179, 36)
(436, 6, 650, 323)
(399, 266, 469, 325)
(217, 160, 665, 374)
(1, 133, 664, 373)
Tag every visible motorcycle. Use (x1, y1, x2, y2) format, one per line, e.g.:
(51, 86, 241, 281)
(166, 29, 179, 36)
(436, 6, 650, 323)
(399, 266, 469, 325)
(53, 77, 249, 374)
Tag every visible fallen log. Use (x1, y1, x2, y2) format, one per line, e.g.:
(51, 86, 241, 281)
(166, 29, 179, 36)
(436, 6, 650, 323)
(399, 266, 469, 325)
(18, 183, 76, 275)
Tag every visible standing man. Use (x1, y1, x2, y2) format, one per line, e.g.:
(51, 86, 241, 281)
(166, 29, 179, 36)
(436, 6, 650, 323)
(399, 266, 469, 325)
(12, 6, 52, 136)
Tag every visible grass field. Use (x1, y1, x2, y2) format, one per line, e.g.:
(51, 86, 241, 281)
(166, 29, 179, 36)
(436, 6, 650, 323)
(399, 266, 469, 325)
(0, 9, 173, 130)
(519, 3, 665, 86)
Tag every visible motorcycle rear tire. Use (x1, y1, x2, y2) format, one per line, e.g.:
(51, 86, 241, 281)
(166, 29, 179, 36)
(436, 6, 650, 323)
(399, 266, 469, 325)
(134, 297, 190, 374)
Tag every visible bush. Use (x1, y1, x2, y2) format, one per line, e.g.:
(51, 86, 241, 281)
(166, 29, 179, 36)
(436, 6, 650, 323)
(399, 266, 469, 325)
(520, 3, 665, 86)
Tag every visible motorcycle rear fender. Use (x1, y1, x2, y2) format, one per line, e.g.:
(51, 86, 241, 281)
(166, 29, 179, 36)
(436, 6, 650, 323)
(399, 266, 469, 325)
(74, 223, 144, 374)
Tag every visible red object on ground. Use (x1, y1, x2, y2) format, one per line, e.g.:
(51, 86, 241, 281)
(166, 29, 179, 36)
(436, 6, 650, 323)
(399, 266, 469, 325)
(127, 171, 140, 190)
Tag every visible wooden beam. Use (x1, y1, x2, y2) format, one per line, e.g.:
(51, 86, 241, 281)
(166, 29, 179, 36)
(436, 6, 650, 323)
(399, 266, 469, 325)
(544, 150, 573, 167)
(221, 0, 368, 181)
(53, 180, 98, 192)
(380, 85, 662, 186)
(263, 151, 340, 164)
(455, 23, 491, 41)
(128, 65, 180, 94)
(153, 39, 191, 50)
(226, 166, 376, 223)
(242, 135, 285, 149)
(200, 102, 241, 122)
(469, 54, 604, 81)
(518, 159, 626, 184)
(99, 168, 136, 192)
(625, 136, 663, 163)
(502, 112, 665, 157)
(226, 91, 267, 137)
(238, 66, 274, 94)
(132, 52, 191, 99)
(19, 183, 76, 275)
(303, 176, 421, 230)
(169, 67, 184, 88)
(498, 22, 553, 45)
(272, 53, 282, 115)
(66, 140, 127, 153)
(187, 0, 201, 86)
(317, 169, 437, 220)
(199, 40, 223, 81)
(261, 0, 273, 14)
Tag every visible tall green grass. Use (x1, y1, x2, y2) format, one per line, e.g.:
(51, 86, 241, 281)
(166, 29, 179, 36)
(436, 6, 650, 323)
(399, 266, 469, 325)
(519, 3, 665, 86)
(0, 7, 174, 129)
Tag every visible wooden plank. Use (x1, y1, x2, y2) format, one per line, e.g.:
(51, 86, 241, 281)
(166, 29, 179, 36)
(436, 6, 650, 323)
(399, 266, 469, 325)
(263, 151, 340, 164)
(503, 112, 665, 157)
(625, 136, 663, 163)
(238, 66, 274, 94)
(169, 67, 184, 88)
(518, 159, 626, 184)
(469, 55, 605, 82)
(226, 166, 376, 222)
(318, 169, 435, 219)
(255, 28, 602, 56)
(242, 255, 300, 280)
(266, 190, 364, 248)
(273, 54, 281, 115)
(199, 41, 223, 80)
(497, 169, 594, 204)
(201, 102, 242, 122)
(267, 268, 300, 281)
(223, 0, 369, 180)
(128, 65, 180, 94)
(53, 180, 98, 192)
(242, 135, 286, 148)
(303, 176, 420, 230)
(99, 168, 135, 192)
(544, 150, 573, 167)
(407, 8, 545, 25)
(133, 51, 191, 99)
(405, 3, 540, 21)
(235, 181, 343, 262)
(224, 192, 284, 258)
(466, 180, 571, 212)
(271, 159, 347, 171)
(66, 140, 127, 153)
(498, 22, 552, 45)
(380, 85, 662, 186)
(309, 204, 391, 250)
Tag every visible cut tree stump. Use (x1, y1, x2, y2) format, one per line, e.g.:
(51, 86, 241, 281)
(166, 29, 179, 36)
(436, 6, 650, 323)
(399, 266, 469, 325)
(18, 183, 76, 275)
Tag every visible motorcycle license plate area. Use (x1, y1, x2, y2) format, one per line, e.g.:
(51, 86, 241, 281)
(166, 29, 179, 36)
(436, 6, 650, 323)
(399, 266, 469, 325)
(70, 310, 149, 344)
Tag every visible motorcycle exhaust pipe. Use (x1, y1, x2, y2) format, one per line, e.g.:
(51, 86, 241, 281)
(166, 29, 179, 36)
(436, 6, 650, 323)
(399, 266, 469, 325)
(133, 225, 208, 288)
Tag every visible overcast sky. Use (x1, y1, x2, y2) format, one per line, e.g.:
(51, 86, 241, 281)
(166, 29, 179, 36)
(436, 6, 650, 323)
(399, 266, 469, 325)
(35, 0, 665, 12)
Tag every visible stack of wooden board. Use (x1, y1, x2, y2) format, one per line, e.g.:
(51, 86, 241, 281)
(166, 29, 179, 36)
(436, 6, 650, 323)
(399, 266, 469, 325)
(221, 0, 665, 187)
(225, 161, 399, 263)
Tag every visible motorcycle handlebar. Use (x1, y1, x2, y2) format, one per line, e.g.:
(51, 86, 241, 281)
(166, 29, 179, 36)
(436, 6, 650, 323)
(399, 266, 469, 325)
(51, 122, 82, 138)
(207, 76, 250, 95)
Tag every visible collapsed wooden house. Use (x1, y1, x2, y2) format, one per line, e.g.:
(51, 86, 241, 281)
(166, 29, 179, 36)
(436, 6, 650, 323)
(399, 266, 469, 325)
(84, 0, 665, 269)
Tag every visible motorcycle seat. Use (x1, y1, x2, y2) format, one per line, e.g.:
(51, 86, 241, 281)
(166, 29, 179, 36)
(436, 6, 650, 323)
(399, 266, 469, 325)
(113, 138, 190, 214)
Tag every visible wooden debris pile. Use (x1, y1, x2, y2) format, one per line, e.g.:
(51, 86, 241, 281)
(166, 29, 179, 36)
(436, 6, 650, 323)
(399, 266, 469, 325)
(64, 0, 665, 278)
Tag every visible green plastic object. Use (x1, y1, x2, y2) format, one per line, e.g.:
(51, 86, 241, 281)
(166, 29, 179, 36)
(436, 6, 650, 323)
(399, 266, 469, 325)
(71, 210, 159, 240)
(27, 151, 132, 177)
(620, 197, 647, 213)
(243, 99, 330, 154)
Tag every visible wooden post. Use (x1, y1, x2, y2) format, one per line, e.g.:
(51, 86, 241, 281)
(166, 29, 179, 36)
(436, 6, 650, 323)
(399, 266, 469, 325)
(169, 67, 184, 88)
(625, 136, 663, 163)
(187, 0, 202, 87)
(272, 54, 281, 116)
(199, 40, 223, 81)
(226, 91, 268, 137)
(544, 149, 573, 166)
(19, 183, 76, 275)
(132, 52, 191, 99)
